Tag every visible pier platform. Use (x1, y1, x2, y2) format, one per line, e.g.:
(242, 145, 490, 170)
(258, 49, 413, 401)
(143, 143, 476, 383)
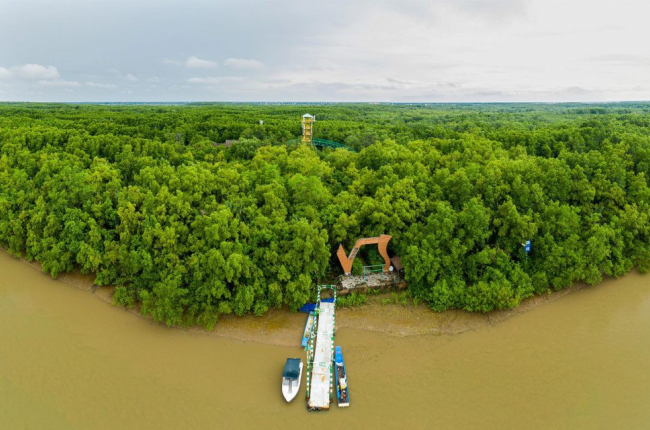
(338, 271, 406, 295)
(307, 301, 335, 410)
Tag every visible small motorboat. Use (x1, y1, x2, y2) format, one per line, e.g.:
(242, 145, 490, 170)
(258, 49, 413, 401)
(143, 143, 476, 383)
(282, 358, 303, 402)
(334, 346, 350, 407)
(301, 311, 315, 349)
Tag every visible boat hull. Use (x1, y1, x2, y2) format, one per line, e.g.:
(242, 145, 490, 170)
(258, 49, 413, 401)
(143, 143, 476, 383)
(282, 362, 303, 402)
(334, 346, 350, 407)
(301, 311, 315, 348)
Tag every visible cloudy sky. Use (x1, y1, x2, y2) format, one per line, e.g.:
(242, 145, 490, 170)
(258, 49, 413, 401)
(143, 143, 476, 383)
(1, 0, 649, 102)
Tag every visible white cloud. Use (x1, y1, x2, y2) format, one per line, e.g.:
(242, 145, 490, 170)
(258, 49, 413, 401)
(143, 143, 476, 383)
(85, 82, 118, 89)
(224, 58, 264, 70)
(11, 64, 60, 80)
(125, 73, 138, 82)
(147, 76, 162, 83)
(188, 76, 244, 84)
(186, 55, 218, 69)
(3, 0, 650, 102)
(37, 79, 81, 87)
(162, 58, 182, 66)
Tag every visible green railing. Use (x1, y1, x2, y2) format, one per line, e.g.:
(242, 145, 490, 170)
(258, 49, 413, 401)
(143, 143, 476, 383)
(286, 137, 355, 152)
(313, 138, 355, 152)
(362, 264, 387, 281)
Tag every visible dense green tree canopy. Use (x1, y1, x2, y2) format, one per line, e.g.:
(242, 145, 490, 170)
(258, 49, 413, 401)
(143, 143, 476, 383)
(2, 102, 650, 326)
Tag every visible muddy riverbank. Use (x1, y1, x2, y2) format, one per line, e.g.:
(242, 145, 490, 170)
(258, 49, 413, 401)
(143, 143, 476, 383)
(14, 249, 587, 345)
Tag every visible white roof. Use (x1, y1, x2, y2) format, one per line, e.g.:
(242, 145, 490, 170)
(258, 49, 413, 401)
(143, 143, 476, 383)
(302, 113, 314, 118)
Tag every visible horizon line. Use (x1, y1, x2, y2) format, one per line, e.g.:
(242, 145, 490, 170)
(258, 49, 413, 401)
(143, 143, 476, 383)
(1, 100, 650, 105)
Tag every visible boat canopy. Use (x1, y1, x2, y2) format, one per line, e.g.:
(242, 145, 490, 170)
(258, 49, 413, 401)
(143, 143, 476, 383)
(335, 346, 343, 362)
(283, 358, 301, 379)
(299, 297, 336, 313)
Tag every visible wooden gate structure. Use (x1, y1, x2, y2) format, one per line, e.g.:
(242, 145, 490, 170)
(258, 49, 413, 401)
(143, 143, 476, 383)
(336, 234, 392, 275)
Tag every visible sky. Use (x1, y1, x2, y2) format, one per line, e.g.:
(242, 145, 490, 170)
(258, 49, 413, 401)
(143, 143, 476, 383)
(0, 0, 649, 102)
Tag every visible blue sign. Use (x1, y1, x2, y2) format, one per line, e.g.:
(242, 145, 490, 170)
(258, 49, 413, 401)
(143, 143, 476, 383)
(523, 240, 531, 253)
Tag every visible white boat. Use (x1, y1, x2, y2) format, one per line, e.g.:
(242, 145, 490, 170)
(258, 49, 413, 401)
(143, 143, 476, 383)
(282, 358, 303, 402)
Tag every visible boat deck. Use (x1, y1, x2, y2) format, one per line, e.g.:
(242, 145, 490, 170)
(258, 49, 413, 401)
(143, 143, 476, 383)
(336, 362, 349, 406)
(307, 302, 335, 410)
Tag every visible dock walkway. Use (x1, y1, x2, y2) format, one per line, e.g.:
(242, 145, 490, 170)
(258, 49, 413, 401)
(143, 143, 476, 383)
(307, 301, 335, 410)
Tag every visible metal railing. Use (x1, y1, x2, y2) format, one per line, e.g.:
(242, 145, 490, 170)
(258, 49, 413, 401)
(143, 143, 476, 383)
(362, 264, 388, 281)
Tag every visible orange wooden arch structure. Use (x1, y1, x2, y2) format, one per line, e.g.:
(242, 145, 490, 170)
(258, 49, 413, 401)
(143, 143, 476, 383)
(336, 234, 392, 275)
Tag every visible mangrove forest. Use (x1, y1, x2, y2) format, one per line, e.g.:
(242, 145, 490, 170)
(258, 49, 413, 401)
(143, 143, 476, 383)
(1, 102, 650, 327)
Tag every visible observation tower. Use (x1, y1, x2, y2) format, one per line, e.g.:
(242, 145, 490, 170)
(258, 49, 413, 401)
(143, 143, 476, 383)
(302, 113, 315, 146)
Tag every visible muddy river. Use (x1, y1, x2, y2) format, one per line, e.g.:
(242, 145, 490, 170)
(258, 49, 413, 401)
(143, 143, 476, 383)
(2, 249, 650, 429)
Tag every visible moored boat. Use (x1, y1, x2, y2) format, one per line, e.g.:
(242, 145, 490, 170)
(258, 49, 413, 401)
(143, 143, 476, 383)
(334, 346, 350, 407)
(282, 358, 303, 402)
(301, 311, 315, 348)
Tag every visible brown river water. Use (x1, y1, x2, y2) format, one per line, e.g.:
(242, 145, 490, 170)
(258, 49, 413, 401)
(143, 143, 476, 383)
(2, 249, 650, 430)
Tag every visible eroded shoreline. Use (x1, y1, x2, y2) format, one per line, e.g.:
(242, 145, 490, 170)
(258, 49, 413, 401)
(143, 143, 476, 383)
(16, 249, 587, 347)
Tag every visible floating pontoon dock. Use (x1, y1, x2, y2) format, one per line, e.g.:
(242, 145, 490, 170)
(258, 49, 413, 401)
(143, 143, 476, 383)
(306, 286, 336, 411)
